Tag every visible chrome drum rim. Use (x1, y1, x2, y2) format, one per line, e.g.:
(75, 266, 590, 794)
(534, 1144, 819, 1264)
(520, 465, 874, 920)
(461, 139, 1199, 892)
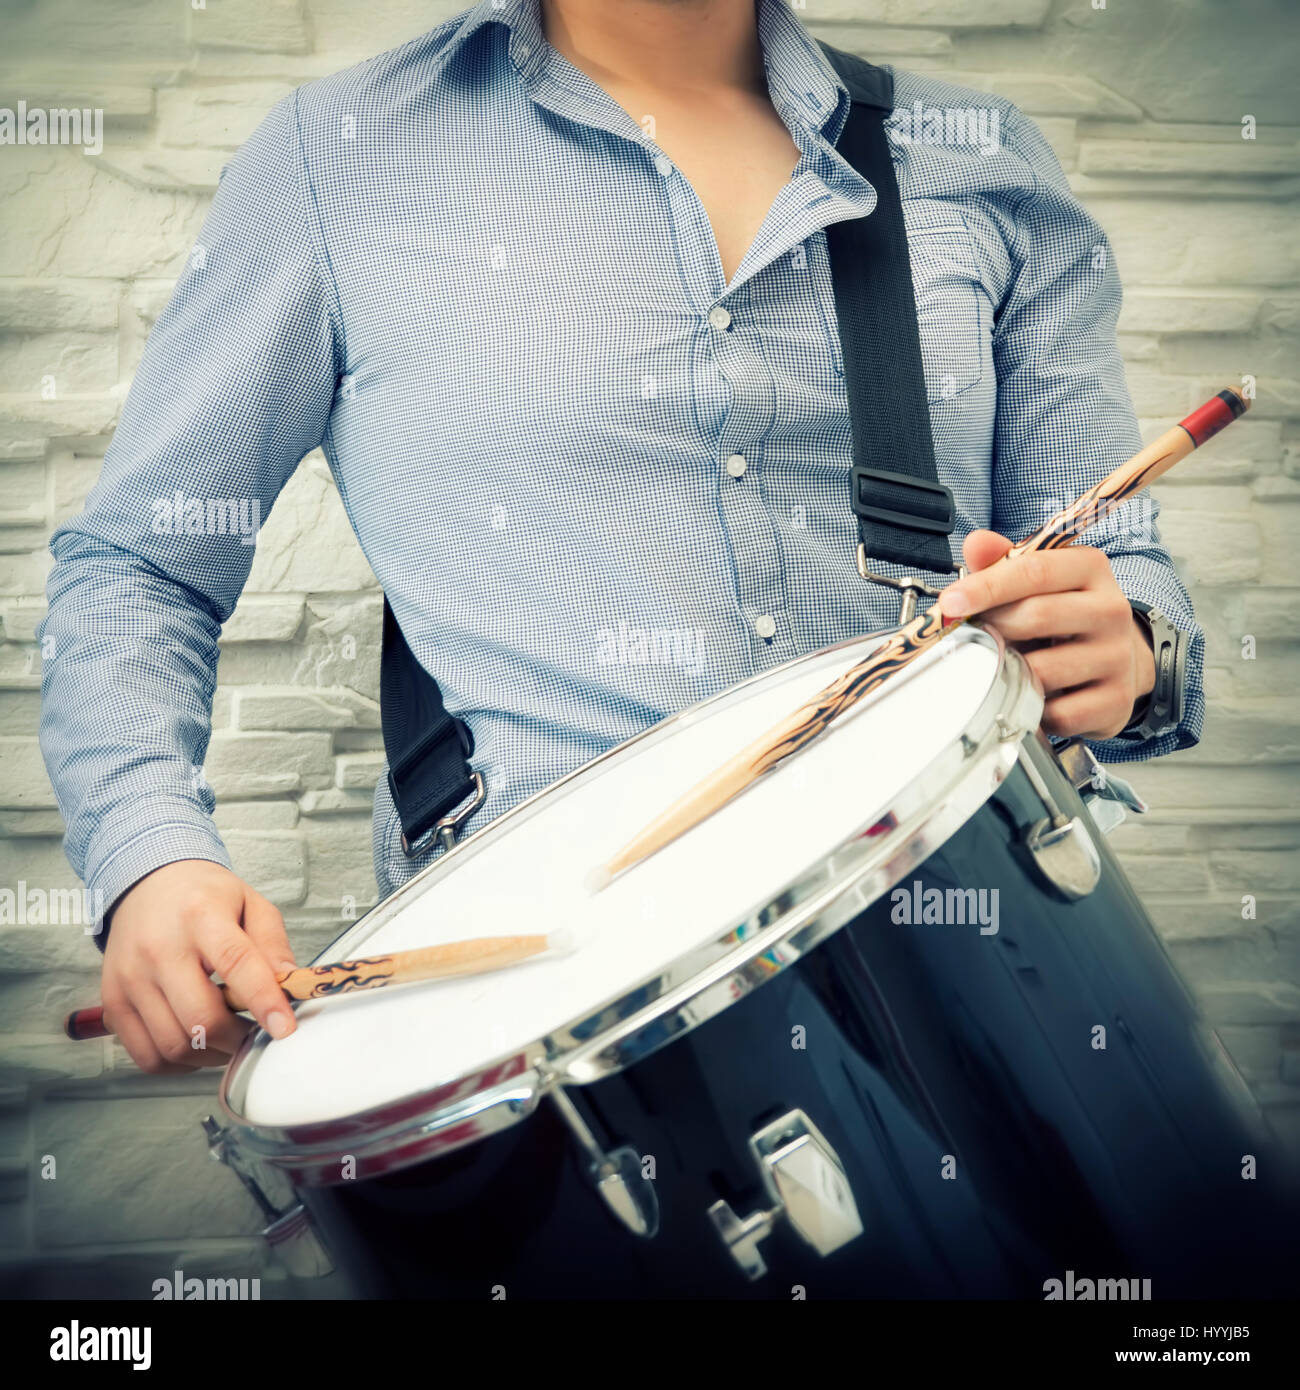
(219, 624, 1041, 1184)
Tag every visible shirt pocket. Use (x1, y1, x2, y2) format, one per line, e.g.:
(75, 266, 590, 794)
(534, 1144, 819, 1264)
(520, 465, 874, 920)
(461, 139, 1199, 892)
(907, 222, 985, 404)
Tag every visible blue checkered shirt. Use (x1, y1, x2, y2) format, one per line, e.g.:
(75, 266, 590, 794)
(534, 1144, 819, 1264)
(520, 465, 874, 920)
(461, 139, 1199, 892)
(39, 0, 1204, 926)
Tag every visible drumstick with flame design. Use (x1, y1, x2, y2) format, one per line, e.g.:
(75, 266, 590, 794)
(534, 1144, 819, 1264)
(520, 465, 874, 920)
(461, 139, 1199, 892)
(588, 385, 1252, 892)
(65, 929, 575, 1041)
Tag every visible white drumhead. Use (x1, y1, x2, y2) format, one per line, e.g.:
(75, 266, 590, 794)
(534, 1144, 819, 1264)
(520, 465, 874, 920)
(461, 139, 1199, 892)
(238, 631, 1000, 1127)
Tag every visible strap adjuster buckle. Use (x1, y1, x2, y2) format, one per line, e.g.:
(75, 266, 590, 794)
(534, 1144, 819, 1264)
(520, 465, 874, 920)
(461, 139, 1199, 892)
(400, 770, 487, 858)
(851, 465, 956, 536)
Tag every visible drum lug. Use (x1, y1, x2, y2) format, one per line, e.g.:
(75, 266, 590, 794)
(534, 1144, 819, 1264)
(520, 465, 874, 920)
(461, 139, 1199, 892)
(1016, 742, 1101, 901)
(202, 1116, 335, 1279)
(259, 1205, 336, 1279)
(1055, 737, 1149, 837)
(707, 1109, 863, 1282)
(547, 1086, 659, 1239)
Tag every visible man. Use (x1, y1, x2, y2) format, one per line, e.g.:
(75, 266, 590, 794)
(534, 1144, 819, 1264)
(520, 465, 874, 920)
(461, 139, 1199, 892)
(38, 0, 1201, 1075)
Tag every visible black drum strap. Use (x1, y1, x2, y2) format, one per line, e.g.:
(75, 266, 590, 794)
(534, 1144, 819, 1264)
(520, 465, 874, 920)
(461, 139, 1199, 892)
(380, 597, 478, 855)
(819, 43, 959, 576)
(381, 44, 953, 855)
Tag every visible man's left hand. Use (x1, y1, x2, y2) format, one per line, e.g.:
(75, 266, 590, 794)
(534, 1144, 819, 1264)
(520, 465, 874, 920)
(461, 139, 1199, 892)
(938, 530, 1156, 740)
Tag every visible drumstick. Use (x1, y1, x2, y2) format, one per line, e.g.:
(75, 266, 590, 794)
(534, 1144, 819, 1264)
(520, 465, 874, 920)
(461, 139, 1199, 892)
(64, 929, 573, 1041)
(588, 385, 1252, 891)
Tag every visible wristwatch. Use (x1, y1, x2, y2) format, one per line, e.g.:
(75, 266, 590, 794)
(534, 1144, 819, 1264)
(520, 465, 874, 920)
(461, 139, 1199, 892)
(1125, 601, 1188, 740)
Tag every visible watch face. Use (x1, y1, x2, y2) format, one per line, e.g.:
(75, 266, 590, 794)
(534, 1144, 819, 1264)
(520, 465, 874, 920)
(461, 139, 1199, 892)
(1137, 607, 1184, 739)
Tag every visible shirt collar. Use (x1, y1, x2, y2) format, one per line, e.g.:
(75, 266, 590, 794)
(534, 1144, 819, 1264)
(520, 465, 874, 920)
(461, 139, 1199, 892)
(436, 0, 547, 82)
(435, 0, 851, 140)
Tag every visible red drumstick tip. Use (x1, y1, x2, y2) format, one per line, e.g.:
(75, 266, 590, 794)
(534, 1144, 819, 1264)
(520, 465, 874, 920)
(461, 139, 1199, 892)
(1179, 387, 1251, 449)
(65, 1006, 109, 1041)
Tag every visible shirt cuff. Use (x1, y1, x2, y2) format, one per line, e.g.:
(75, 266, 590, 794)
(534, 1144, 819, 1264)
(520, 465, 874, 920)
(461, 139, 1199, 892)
(82, 799, 233, 952)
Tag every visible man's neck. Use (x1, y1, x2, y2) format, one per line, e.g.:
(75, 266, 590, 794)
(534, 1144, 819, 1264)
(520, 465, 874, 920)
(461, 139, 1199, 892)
(540, 0, 766, 96)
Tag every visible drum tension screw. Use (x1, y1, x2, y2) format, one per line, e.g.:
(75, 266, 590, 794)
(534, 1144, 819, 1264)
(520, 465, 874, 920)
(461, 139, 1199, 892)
(856, 546, 966, 624)
(1014, 741, 1102, 901)
(201, 1116, 336, 1280)
(547, 1085, 660, 1240)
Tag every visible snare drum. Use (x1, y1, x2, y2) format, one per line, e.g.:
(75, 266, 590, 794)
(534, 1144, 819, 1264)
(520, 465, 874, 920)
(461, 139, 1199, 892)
(212, 625, 1294, 1298)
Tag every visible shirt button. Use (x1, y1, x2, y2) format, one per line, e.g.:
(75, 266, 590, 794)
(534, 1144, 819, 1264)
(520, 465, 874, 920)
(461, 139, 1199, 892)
(707, 305, 732, 332)
(725, 454, 747, 478)
(654, 154, 673, 177)
(754, 615, 776, 640)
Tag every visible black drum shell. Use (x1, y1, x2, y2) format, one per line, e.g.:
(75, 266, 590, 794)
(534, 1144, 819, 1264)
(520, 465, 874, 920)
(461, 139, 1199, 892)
(297, 747, 1297, 1299)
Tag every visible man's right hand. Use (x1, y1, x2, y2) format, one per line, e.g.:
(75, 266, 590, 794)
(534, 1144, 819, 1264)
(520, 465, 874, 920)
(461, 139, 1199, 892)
(100, 860, 298, 1073)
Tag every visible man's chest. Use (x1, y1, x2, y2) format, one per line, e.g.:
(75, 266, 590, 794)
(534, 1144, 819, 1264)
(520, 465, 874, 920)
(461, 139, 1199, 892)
(598, 87, 804, 286)
(320, 141, 999, 517)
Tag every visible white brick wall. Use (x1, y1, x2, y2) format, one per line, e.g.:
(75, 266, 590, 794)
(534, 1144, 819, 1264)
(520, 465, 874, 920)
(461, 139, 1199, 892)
(1, 0, 1297, 1294)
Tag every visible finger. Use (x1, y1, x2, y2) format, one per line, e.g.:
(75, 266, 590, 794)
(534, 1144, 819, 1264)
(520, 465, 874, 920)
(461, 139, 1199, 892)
(940, 546, 1102, 619)
(102, 997, 193, 1076)
(1043, 684, 1127, 740)
(982, 591, 1110, 643)
(132, 984, 206, 1070)
(241, 892, 297, 977)
(1023, 640, 1125, 696)
(961, 528, 1014, 573)
(156, 958, 249, 1060)
(198, 917, 296, 1041)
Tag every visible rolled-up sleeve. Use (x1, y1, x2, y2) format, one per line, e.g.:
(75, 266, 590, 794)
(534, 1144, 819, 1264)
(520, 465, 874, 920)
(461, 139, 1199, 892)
(36, 90, 343, 937)
(989, 106, 1205, 763)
